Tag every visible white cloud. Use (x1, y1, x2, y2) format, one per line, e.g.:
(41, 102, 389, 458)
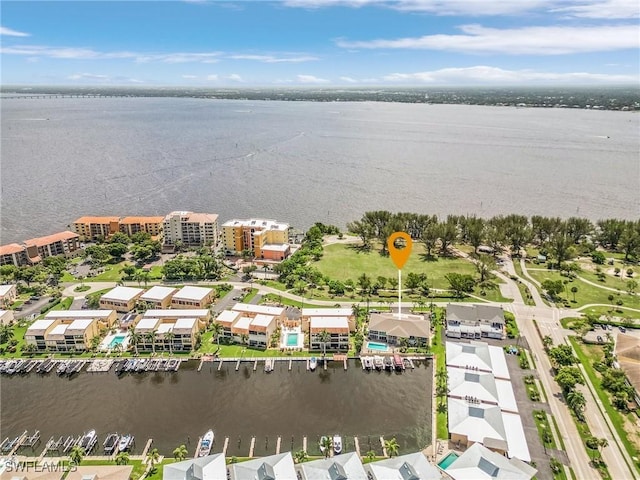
(339, 76, 358, 82)
(1, 26, 30, 37)
(66, 73, 144, 84)
(182, 75, 198, 79)
(68, 73, 109, 80)
(336, 24, 639, 54)
(382, 65, 638, 84)
(297, 74, 330, 83)
(227, 54, 319, 63)
(227, 74, 243, 82)
(206, 74, 219, 81)
(284, 0, 639, 18)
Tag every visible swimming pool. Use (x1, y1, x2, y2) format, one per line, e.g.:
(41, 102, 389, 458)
(109, 335, 126, 348)
(367, 341, 389, 352)
(286, 333, 299, 347)
(437, 452, 459, 470)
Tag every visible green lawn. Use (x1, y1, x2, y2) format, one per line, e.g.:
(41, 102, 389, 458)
(569, 337, 640, 475)
(314, 243, 481, 290)
(432, 322, 448, 440)
(242, 288, 259, 303)
(0, 323, 28, 358)
(199, 331, 310, 357)
(579, 306, 640, 321)
(533, 410, 558, 450)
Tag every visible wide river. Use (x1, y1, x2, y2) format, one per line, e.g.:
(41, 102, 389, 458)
(1, 98, 638, 243)
(0, 359, 432, 456)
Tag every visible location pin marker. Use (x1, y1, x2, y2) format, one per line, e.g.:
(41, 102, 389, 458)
(387, 232, 413, 269)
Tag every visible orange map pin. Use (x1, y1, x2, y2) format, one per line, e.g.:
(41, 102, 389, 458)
(387, 231, 413, 269)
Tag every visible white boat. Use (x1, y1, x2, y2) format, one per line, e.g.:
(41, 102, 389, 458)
(118, 434, 133, 452)
(373, 356, 384, 370)
(79, 429, 97, 451)
(198, 430, 214, 457)
(333, 435, 342, 455)
(309, 357, 317, 371)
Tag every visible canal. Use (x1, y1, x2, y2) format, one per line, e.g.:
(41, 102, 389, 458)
(1, 359, 432, 457)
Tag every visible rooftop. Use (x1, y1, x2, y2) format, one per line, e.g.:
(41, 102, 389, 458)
(228, 452, 296, 480)
(223, 218, 289, 231)
(310, 316, 349, 332)
(144, 309, 209, 318)
(297, 452, 367, 480)
(119, 216, 165, 224)
(216, 310, 241, 323)
(100, 286, 144, 302)
(26, 319, 57, 333)
(446, 341, 510, 380)
(166, 211, 219, 223)
(174, 317, 197, 331)
(140, 286, 177, 301)
(24, 230, 79, 247)
(173, 286, 213, 301)
(365, 452, 443, 480)
(251, 314, 276, 328)
(136, 317, 160, 331)
(447, 304, 505, 325)
(163, 453, 226, 480)
(45, 310, 114, 320)
(369, 312, 430, 339)
(73, 216, 120, 224)
(0, 243, 25, 255)
(66, 319, 95, 332)
(232, 303, 285, 316)
(302, 308, 353, 317)
(0, 285, 15, 296)
(445, 443, 536, 480)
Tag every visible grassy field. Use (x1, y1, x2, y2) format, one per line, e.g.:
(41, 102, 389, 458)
(314, 243, 479, 290)
(533, 410, 558, 450)
(569, 337, 640, 474)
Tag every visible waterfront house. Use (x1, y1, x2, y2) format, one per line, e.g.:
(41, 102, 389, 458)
(445, 304, 505, 340)
(443, 443, 536, 480)
(296, 452, 367, 480)
(447, 368, 518, 413)
(368, 312, 430, 347)
(72, 216, 121, 241)
(25, 310, 117, 351)
(162, 211, 219, 249)
(222, 218, 290, 260)
(227, 452, 296, 480)
(23, 231, 80, 263)
(43, 318, 99, 352)
(248, 314, 278, 349)
(0, 284, 18, 307)
(99, 286, 144, 312)
(135, 310, 208, 351)
(171, 286, 215, 309)
(119, 215, 164, 239)
(0, 243, 28, 267)
(24, 319, 58, 350)
(301, 308, 355, 332)
(134, 317, 160, 351)
(446, 341, 510, 380)
(139, 286, 178, 309)
(309, 316, 350, 352)
(365, 452, 443, 480)
(163, 453, 226, 480)
(215, 310, 242, 342)
(0, 309, 15, 326)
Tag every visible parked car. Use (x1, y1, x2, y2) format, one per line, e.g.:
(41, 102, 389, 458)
(619, 326, 626, 333)
(30, 296, 40, 300)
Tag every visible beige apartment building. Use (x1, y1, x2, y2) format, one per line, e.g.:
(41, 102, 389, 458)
(99, 286, 144, 312)
(0, 284, 17, 308)
(170, 286, 215, 309)
(72, 216, 121, 241)
(139, 286, 178, 309)
(24, 231, 81, 263)
(119, 216, 164, 239)
(0, 243, 29, 267)
(222, 218, 290, 260)
(162, 211, 219, 248)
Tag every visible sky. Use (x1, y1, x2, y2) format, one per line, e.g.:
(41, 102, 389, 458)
(1, 0, 639, 86)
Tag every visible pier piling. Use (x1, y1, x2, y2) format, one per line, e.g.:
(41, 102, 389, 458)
(235, 359, 240, 371)
(218, 359, 223, 371)
(306, 359, 309, 371)
(194, 437, 202, 458)
(303, 437, 307, 453)
(253, 359, 258, 371)
(289, 359, 292, 371)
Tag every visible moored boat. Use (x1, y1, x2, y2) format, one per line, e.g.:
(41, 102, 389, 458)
(103, 433, 119, 454)
(309, 357, 317, 371)
(373, 356, 384, 370)
(118, 434, 133, 452)
(384, 356, 394, 370)
(79, 429, 97, 452)
(393, 354, 404, 370)
(198, 430, 214, 457)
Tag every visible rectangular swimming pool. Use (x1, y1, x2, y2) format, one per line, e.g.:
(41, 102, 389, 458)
(286, 333, 299, 347)
(437, 451, 459, 470)
(109, 335, 126, 348)
(367, 341, 389, 352)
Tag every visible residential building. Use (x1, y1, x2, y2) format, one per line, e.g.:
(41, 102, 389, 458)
(296, 452, 367, 480)
(365, 452, 443, 480)
(119, 216, 164, 239)
(72, 216, 121, 241)
(218, 309, 277, 349)
(99, 286, 144, 312)
(163, 211, 219, 248)
(25, 319, 58, 350)
(447, 368, 518, 413)
(134, 310, 208, 351)
(171, 286, 215, 309)
(615, 333, 640, 405)
(301, 308, 355, 332)
(0, 309, 15, 326)
(139, 286, 178, 309)
(44, 318, 99, 352)
(247, 314, 278, 349)
(163, 453, 226, 480)
(45, 309, 118, 329)
(215, 310, 242, 342)
(231, 303, 286, 322)
(222, 218, 290, 260)
(23, 231, 80, 263)
(0, 243, 28, 267)
(446, 304, 506, 340)
(368, 312, 431, 347)
(65, 465, 135, 480)
(144, 308, 211, 329)
(442, 443, 536, 480)
(0, 284, 17, 308)
(227, 452, 296, 480)
(446, 341, 510, 380)
(309, 316, 350, 352)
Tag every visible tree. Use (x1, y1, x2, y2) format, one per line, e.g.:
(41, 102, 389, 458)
(318, 329, 331, 360)
(145, 330, 157, 354)
(146, 447, 160, 472)
(541, 279, 564, 299)
(69, 445, 86, 465)
(115, 451, 130, 465)
(384, 437, 399, 457)
(293, 450, 308, 464)
(319, 436, 332, 459)
(211, 322, 223, 347)
(555, 366, 584, 392)
(542, 335, 554, 351)
(626, 279, 638, 295)
(240, 333, 249, 345)
(173, 444, 188, 461)
(129, 330, 141, 356)
(347, 220, 375, 249)
(166, 331, 175, 355)
(445, 273, 475, 298)
(438, 219, 458, 255)
(571, 286, 578, 302)
(421, 222, 440, 257)
(566, 390, 586, 418)
(357, 273, 372, 295)
(0, 324, 14, 344)
(598, 437, 609, 453)
(471, 253, 496, 284)
(366, 450, 376, 461)
(548, 345, 577, 368)
(90, 335, 101, 352)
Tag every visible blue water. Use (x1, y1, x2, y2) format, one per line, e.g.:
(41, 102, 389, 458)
(286, 333, 299, 347)
(108, 335, 126, 348)
(438, 452, 459, 470)
(367, 342, 388, 352)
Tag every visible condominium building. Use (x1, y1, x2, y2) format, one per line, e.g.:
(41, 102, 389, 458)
(0, 243, 29, 267)
(24, 231, 80, 263)
(215, 310, 242, 342)
(25, 311, 113, 352)
(228, 452, 296, 480)
(444, 443, 536, 480)
(134, 313, 203, 352)
(139, 286, 178, 309)
(296, 452, 367, 480)
(0, 284, 17, 308)
(301, 308, 355, 332)
(162, 211, 219, 248)
(0, 310, 15, 326)
(119, 216, 164, 239)
(222, 218, 290, 260)
(446, 304, 506, 340)
(309, 316, 350, 352)
(364, 452, 443, 480)
(99, 286, 144, 312)
(144, 309, 211, 329)
(170, 286, 215, 309)
(368, 313, 431, 347)
(218, 305, 280, 349)
(72, 216, 121, 241)
(231, 303, 286, 322)
(45, 309, 118, 329)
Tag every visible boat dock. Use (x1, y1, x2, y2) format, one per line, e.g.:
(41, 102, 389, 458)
(86, 359, 114, 372)
(194, 436, 203, 459)
(248, 437, 256, 457)
(62, 435, 82, 454)
(222, 437, 229, 455)
(140, 438, 154, 458)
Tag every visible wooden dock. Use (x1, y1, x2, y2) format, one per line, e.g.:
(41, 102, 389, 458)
(222, 437, 229, 456)
(380, 436, 387, 457)
(249, 437, 256, 457)
(354, 437, 361, 456)
(8, 431, 28, 456)
(140, 438, 153, 459)
(275, 436, 281, 454)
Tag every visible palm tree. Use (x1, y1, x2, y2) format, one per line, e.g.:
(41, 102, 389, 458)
(173, 444, 188, 461)
(145, 330, 157, 354)
(115, 451, 130, 465)
(166, 331, 175, 355)
(129, 330, 141, 356)
(293, 450, 308, 464)
(318, 329, 331, 362)
(69, 445, 86, 465)
(598, 437, 609, 453)
(90, 335, 101, 352)
(567, 390, 586, 417)
(0, 324, 14, 344)
(384, 437, 399, 458)
(240, 333, 249, 346)
(366, 450, 376, 461)
(211, 322, 223, 347)
(319, 436, 332, 459)
(146, 447, 160, 472)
